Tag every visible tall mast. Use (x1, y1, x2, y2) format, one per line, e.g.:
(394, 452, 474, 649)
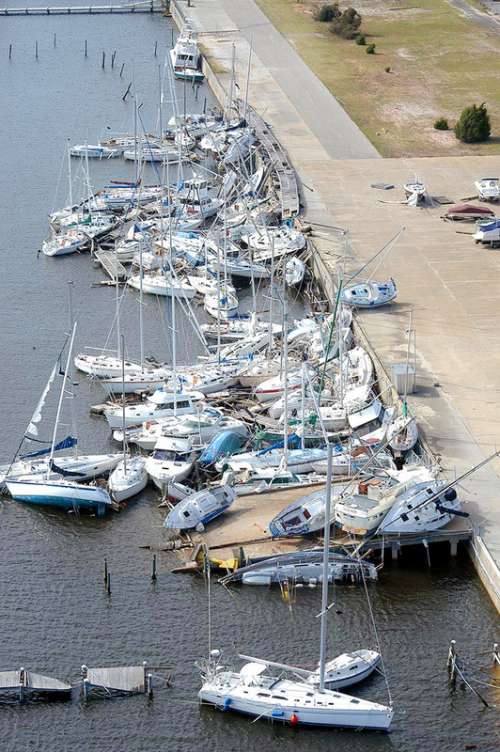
(282, 291, 289, 470)
(67, 140, 73, 208)
(158, 64, 163, 143)
(47, 322, 77, 478)
(121, 334, 127, 473)
(115, 268, 121, 360)
(67, 281, 78, 458)
(139, 238, 144, 372)
(318, 443, 333, 691)
(243, 36, 253, 122)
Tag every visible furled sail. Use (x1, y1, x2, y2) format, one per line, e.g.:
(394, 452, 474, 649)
(26, 363, 58, 437)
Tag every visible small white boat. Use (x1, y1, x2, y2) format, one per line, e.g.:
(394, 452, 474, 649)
(386, 414, 418, 453)
(99, 369, 168, 395)
(170, 27, 204, 82)
(104, 389, 203, 429)
(128, 271, 197, 299)
(475, 177, 500, 202)
(378, 479, 461, 534)
(202, 318, 280, 344)
(108, 455, 148, 502)
(131, 409, 248, 451)
(187, 273, 236, 298)
(123, 146, 185, 164)
(474, 217, 500, 245)
(208, 256, 270, 280)
(163, 485, 235, 531)
(218, 447, 328, 475)
(253, 366, 306, 402)
(42, 228, 88, 257)
(307, 650, 381, 689)
(341, 279, 397, 308)
(242, 226, 306, 262)
(285, 257, 307, 288)
(145, 436, 196, 492)
(204, 288, 240, 320)
(404, 180, 426, 205)
(69, 144, 122, 159)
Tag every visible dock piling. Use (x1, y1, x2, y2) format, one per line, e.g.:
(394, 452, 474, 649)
(9, 44, 12, 60)
(111, 50, 116, 68)
(147, 672, 153, 699)
(151, 554, 157, 582)
(154, 40, 157, 56)
(53, 33, 56, 48)
(422, 539, 431, 568)
(35, 41, 38, 59)
(119, 62, 125, 77)
(84, 39, 87, 58)
(122, 82, 132, 101)
(101, 51, 105, 69)
(103, 557, 108, 584)
(106, 571, 111, 596)
(447, 639, 457, 686)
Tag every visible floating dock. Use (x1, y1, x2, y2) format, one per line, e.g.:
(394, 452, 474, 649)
(0, 668, 72, 702)
(82, 662, 152, 698)
(94, 250, 128, 283)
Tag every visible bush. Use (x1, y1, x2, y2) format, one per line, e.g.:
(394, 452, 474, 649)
(314, 3, 340, 22)
(330, 8, 362, 39)
(385, 66, 391, 73)
(434, 117, 449, 131)
(454, 103, 491, 143)
(366, 43, 376, 54)
(355, 34, 366, 45)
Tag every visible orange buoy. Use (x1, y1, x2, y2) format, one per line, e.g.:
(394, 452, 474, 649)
(290, 713, 299, 726)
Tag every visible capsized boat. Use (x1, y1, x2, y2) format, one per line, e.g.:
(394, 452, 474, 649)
(198, 430, 248, 468)
(242, 226, 306, 262)
(285, 257, 307, 288)
(341, 279, 397, 308)
(378, 478, 462, 534)
(163, 485, 235, 531)
(386, 414, 418, 453)
(219, 549, 378, 587)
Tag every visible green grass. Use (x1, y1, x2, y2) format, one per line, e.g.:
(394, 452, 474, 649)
(255, 0, 500, 157)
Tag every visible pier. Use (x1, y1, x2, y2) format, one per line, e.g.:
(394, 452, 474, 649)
(0, 2, 165, 16)
(170, 0, 500, 611)
(94, 249, 127, 283)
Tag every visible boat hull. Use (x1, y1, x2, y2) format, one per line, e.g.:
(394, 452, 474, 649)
(6, 480, 112, 515)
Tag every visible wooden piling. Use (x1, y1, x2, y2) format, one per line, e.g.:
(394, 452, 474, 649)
(151, 554, 157, 582)
(35, 41, 38, 59)
(119, 62, 125, 77)
(154, 40, 157, 56)
(122, 82, 132, 101)
(84, 39, 88, 58)
(101, 51, 105, 69)
(53, 33, 56, 48)
(9, 44, 12, 60)
(103, 557, 108, 584)
(106, 571, 111, 595)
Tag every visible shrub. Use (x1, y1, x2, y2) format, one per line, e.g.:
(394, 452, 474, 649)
(355, 34, 366, 45)
(314, 3, 340, 22)
(366, 43, 376, 54)
(385, 66, 391, 73)
(434, 117, 449, 131)
(454, 103, 491, 143)
(330, 8, 362, 39)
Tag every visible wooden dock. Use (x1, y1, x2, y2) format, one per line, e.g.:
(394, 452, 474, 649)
(94, 249, 128, 283)
(0, 668, 72, 702)
(82, 662, 152, 698)
(0, 2, 165, 15)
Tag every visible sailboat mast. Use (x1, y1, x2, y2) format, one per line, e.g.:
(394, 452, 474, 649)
(47, 322, 77, 477)
(67, 281, 78, 458)
(139, 238, 144, 372)
(67, 140, 73, 208)
(116, 270, 121, 360)
(243, 37, 253, 122)
(318, 443, 333, 691)
(268, 237, 275, 355)
(121, 334, 127, 473)
(158, 64, 163, 143)
(282, 289, 289, 469)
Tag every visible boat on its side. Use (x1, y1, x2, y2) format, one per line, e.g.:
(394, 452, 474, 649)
(341, 279, 397, 308)
(163, 485, 235, 531)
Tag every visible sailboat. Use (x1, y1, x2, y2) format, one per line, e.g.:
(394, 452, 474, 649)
(6, 324, 113, 516)
(198, 445, 394, 730)
(107, 337, 148, 503)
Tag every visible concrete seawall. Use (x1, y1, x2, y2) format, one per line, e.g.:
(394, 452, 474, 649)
(170, 0, 500, 612)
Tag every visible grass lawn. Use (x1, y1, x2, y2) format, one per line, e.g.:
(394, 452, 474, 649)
(255, 0, 500, 157)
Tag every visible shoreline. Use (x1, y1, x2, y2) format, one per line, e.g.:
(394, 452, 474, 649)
(171, 0, 500, 612)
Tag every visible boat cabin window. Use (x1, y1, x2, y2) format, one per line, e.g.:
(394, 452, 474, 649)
(153, 450, 190, 462)
(183, 510, 191, 518)
(284, 515, 302, 529)
(350, 699, 360, 704)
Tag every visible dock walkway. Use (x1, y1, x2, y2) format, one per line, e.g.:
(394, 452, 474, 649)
(0, 2, 164, 15)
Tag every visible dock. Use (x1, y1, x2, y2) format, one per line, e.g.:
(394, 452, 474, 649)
(93, 249, 128, 283)
(0, 668, 72, 702)
(82, 662, 153, 698)
(0, 2, 165, 16)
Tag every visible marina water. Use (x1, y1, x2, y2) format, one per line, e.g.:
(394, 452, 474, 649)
(0, 8, 498, 751)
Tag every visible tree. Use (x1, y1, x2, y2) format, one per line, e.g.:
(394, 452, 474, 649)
(330, 8, 362, 39)
(314, 3, 341, 22)
(454, 103, 491, 143)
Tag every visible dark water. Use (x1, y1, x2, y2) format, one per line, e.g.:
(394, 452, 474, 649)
(0, 9, 498, 752)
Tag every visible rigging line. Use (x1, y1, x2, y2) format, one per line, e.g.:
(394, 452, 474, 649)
(345, 227, 405, 284)
(52, 144, 67, 214)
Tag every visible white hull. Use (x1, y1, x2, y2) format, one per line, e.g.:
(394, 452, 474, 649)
(6, 478, 112, 513)
(108, 457, 148, 502)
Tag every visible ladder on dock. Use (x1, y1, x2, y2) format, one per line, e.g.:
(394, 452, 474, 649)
(94, 249, 127, 283)
(0, 2, 165, 16)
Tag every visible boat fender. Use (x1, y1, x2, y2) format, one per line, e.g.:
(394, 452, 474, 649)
(290, 712, 299, 726)
(223, 697, 232, 710)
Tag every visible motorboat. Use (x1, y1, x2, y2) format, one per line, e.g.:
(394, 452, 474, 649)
(145, 436, 197, 492)
(163, 485, 235, 531)
(475, 177, 500, 202)
(474, 217, 500, 245)
(108, 456, 148, 502)
(104, 389, 203, 429)
(285, 257, 307, 288)
(445, 203, 495, 221)
(170, 27, 204, 82)
(341, 279, 397, 308)
(202, 318, 280, 344)
(69, 144, 122, 159)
